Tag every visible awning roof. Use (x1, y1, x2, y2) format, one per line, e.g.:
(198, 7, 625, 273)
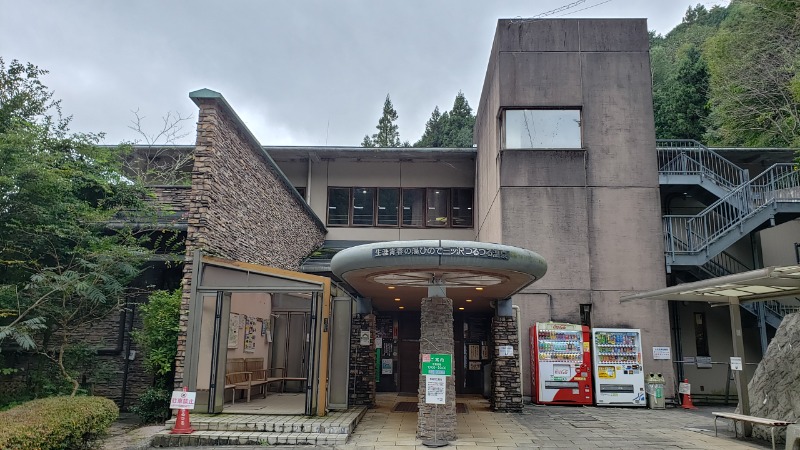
(620, 265, 800, 304)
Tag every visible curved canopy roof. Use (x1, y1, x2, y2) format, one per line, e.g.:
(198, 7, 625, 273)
(331, 240, 547, 310)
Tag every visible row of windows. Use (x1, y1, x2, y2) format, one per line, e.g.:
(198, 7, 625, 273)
(327, 187, 473, 228)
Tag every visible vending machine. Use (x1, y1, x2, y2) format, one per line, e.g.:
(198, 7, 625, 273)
(591, 328, 646, 406)
(530, 322, 593, 405)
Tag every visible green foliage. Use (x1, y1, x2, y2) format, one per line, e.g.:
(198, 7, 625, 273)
(0, 396, 118, 450)
(704, 0, 800, 147)
(133, 289, 181, 376)
(130, 289, 180, 423)
(415, 91, 476, 147)
(0, 58, 159, 394)
(129, 386, 172, 424)
(362, 94, 401, 147)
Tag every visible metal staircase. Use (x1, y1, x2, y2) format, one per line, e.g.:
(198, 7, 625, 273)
(657, 139, 749, 199)
(657, 140, 800, 328)
(663, 163, 800, 267)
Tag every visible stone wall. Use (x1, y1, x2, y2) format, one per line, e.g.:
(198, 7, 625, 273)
(738, 312, 800, 443)
(418, 297, 456, 441)
(175, 90, 326, 386)
(491, 316, 522, 412)
(348, 313, 376, 407)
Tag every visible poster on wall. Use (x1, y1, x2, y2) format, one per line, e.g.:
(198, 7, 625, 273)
(381, 359, 393, 374)
(468, 344, 480, 361)
(481, 343, 488, 360)
(228, 313, 239, 349)
(260, 319, 266, 336)
(468, 361, 481, 371)
(244, 316, 257, 353)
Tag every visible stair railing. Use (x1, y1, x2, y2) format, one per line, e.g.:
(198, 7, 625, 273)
(664, 163, 800, 256)
(656, 139, 749, 190)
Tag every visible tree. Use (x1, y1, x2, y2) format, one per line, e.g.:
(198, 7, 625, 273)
(704, 0, 800, 147)
(653, 46, 710, 140)
(415, 92, 476, 147)
(415, 106, 446, 147)
(0, 58, 155, 396)
(122, 109, 194, 185)
(362, 94, 401, 147)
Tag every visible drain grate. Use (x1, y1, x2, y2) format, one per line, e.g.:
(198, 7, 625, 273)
(393, 402, 469, 414)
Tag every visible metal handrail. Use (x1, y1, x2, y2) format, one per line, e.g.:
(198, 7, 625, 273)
(657, 139, 749, 189)
(664, 164, 800, 255)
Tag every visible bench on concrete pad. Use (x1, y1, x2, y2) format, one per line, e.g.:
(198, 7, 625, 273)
(712, 411, 796, 450)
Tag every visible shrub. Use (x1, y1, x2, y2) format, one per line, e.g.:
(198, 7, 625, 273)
(130, 289, 180, 423)
(0, 396, 118, 450)
(129, 386, 172, 424)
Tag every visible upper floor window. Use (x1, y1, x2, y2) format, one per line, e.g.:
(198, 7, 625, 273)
(328, 187, 473, 228)
(503, 109, 582, 149)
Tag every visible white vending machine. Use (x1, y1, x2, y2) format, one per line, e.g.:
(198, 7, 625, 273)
(591, 328, 646, 406)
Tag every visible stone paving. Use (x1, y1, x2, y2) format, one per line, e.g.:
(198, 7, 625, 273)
(333, 393, 771, 450)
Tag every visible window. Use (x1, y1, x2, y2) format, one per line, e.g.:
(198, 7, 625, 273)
(503, 109, 581, 149)
(377, 188, 399, 226)
(694, 312, 709, 357)
(352, 187, 375, 226)
(327, 188, 350, 226)
(327, 187, 473, 228)
(451, 188, 473, 227)
(402, 189, 425, 227)
(295, 187, 307, 199)
(426, 188, 449, 227)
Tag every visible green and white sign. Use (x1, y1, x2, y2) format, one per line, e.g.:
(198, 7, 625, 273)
(421, 353, 452, 376)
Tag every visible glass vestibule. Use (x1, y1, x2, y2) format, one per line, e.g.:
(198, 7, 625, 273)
(183, 254, 344, 416)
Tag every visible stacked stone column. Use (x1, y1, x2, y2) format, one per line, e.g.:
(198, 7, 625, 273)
(348, 313, 376, 407)
(417, 296, 456, 440)
(491, 315, 523, 412)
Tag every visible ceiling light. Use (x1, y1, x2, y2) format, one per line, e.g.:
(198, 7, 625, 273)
(466, 299, 473, 303)
(458, 307, 465, 310)
(399, 306, 405, 310)
(394, 298, 401, 302)
(388, 286, 395, 290)
(475, 287, 484, 291)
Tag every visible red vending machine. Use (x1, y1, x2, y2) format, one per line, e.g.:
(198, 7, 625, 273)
(530, 322, 593, 405)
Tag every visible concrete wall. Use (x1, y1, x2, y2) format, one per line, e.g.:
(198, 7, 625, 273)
(175, 90, 326, 386)
(759, 219, 800, 266)
(475, 19, 672, 397)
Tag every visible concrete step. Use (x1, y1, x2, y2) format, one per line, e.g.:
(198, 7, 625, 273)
(157, 408, 367, 447)
(152, 430, 348, 447)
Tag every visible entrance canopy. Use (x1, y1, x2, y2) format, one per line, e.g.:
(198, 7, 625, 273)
(330, 240, 547, 311)
(620, 265, 800, 305)
(620, 264, 800, 422)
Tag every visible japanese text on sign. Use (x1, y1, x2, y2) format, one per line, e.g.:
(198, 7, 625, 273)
(372, 246, 509, 260)
(169, 390, 196, 410)
(425, 375, 446, 404)
(730, 356, 742, 371)
(421, 353, 452, 376)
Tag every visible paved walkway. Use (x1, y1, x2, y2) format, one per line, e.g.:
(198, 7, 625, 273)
(103, 394, 774, 449)
(335, 393, 770, 450)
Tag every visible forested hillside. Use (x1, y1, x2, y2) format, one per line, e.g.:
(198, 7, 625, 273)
(651, 1, 800, 148)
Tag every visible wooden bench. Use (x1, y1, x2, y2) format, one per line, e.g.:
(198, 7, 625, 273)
(712, 411, 796, 450)
(245, 357, 306, 394)
(225, 358, 267, 404)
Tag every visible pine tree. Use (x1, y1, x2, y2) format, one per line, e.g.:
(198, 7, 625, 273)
(362, 94, 401, 147)
(414, 106, 445, 147)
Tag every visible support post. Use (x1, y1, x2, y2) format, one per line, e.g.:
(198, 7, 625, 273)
(728, 298, 752, 437)
(418, 292, 456, 442)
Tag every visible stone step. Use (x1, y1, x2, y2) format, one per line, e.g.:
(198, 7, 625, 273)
(152, 430, 348, 447)
(164, 408, 366, 434)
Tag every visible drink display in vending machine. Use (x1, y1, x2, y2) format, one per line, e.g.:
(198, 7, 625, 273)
(529, 322, 593, 405)
(592, 328, 646, 406)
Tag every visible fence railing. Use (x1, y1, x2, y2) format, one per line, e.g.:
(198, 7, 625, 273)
(656, 139, 749, 190)
(664, 163, 800, 257)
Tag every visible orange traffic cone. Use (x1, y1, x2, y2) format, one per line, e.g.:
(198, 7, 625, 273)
(171, 408, 195, 434)
(681, 379, 697, 410)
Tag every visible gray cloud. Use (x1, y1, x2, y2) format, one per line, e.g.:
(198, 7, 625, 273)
(0, 1, 723, 146)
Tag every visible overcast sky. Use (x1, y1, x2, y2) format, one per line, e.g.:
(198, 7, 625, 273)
(1, 1, 726, 147)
